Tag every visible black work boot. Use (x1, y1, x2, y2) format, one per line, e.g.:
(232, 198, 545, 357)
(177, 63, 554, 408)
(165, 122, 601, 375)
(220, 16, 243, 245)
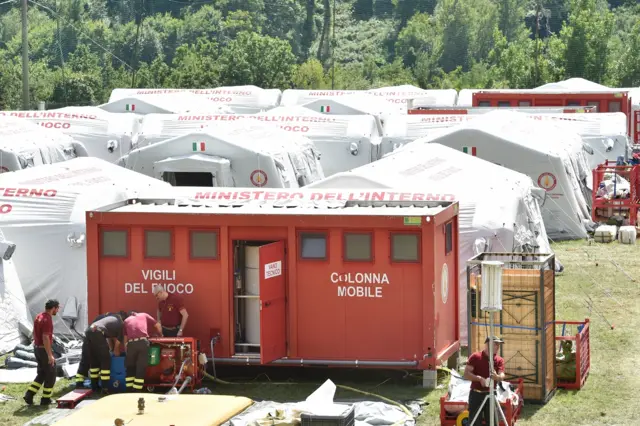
(23, 392, 34, 405)
(40, 397, 54, 406)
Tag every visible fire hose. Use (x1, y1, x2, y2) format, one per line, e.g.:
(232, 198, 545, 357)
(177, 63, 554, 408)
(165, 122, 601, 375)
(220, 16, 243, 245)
(204, 337, 414, 423)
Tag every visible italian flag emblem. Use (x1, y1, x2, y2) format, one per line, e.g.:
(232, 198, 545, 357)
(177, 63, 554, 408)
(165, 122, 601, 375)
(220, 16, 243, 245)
(320, 105, 331, 113)
(125, 104, 135, 111)
(192, 142, 206, 152)
(462, 146, 476, 156)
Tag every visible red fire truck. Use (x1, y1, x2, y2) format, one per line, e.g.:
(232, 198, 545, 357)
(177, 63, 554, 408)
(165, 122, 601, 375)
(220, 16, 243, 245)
(406, 105, 595, 115)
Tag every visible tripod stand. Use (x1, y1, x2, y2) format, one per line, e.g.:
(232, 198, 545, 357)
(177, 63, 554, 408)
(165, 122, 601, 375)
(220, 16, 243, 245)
(469, 261, 507, 426)
(468, 326, 507, 426)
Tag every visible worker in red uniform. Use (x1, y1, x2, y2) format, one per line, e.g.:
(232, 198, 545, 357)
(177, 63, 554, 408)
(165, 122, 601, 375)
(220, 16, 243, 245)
(123, 312, 162, 392)
(463, 336, 506, 425)
(24, 299, 60, 406)
(75, 311, 127, 388)
(153, 286, 189, 337)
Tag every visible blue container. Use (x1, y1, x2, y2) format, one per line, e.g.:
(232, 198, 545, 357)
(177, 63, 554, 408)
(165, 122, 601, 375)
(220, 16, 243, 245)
(108, 354, 127, 393)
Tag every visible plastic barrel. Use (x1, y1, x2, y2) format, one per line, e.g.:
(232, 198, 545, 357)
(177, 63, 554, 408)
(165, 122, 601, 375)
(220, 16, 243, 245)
(109, 355, 127, 393)
(148, 346, 160, 366)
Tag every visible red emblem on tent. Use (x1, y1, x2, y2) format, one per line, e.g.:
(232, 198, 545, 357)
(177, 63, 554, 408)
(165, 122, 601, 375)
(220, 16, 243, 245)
(250, 170, 268, 187)
(537, 172, 557, 191)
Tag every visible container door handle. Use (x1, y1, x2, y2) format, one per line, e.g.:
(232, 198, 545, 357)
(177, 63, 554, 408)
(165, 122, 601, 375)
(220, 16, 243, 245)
(264, 301, 271, 308)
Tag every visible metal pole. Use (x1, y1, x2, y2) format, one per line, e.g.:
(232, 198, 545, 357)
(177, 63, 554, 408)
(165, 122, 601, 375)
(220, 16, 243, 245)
(21, 0, 29, 110)
(489, 315, 495, 426)
(331, 0, 336, 90)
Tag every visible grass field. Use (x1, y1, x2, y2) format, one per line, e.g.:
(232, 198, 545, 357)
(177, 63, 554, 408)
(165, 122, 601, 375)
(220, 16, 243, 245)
(0, 239, 638, 426)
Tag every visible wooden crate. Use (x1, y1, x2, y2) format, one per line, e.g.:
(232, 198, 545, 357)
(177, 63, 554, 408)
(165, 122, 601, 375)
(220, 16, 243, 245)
(467, 253, 557, 404)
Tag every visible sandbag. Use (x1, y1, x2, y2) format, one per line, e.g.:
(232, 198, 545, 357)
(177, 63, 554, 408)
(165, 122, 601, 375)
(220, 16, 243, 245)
(5, 356, 38, 369)
(14, 344, 34, 353)
(15, 349, 37, 362)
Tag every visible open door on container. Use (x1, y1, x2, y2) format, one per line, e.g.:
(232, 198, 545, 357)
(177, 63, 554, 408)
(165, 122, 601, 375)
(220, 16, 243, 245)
(258, 241, 286, 364)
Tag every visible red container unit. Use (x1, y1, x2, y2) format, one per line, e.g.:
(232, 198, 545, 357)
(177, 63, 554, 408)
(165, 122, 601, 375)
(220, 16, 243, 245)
(471, 90, 633, 137)
(86, 188, 461, 388)
(592, 161, 640, 225)
(407, 105, 595, 115)
(555, 319, 591, 391)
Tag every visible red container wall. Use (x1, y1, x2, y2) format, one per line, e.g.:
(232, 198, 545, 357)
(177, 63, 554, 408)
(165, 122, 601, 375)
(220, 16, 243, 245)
(294, 228, 424, 361)
(95, 225, 226, 354)
(87, 206, 460, 367)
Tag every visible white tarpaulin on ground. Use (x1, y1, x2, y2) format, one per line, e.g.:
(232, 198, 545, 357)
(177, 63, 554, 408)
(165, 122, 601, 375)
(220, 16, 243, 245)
(1, 107, 139, 163)
(122, 121, 325, 188)
(305, 143, 550, 342)
(0, 157, 171, 335)
(413, 110, 593, 240)
(109, 85, 282, 113)
(0, 117, 89, 172)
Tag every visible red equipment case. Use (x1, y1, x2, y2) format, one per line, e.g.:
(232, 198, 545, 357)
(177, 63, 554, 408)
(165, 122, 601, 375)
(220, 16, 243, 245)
(143, 337, 203, 393)
(439, 378, 524, 426)
(592, 161, 640, 225)
(555, 319, 591, 391)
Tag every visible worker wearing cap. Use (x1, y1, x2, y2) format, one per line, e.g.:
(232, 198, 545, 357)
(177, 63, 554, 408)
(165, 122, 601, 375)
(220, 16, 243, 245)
(84, 312, 127, 393)
(24, 299, 60, 406)
(123, 312, 162, 392)
(463, 336, 506, 425)
(75, 311, 127, 388)
(153, 286, 189, 337)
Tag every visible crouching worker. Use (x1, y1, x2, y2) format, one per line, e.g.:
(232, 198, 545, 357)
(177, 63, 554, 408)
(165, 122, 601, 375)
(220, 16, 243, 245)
(75, 311, 127, 388)
(123, 312, 162, 392)
(24, 299, 60, 405)
(85, 312, 127, 393)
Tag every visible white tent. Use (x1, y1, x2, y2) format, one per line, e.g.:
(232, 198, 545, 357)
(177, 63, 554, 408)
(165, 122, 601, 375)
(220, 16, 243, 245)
(412, 110, 592, 240)
(536, 78, 610, 91)
(121, 121, 325, 188)
(0, 107, 139, 163)
(305, 142, 551, 343)
(381, 114, 475, 155)
(109, 86, 281, 113)
(0, 116, 89, 172)
(258, 106, 381, 176)
(99, 92, 234, 115)
(301, 94, 397, 120)
(0, 157, 172, 335)
(0, 232, 33, 354)
(281, 85, 457, 111)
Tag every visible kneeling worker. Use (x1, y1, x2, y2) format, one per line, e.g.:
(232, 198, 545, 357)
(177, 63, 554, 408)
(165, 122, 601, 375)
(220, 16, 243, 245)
(85, 312, 127, 393)
(123, 312, 162, 392)
(75, 311, 127, 388)
(153, 287, 188, 337)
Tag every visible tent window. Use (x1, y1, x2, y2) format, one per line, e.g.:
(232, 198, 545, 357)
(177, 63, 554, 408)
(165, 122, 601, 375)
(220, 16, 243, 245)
(101, 230, 128, 257)
(445, 222, 453, 255)
(497, 101, 511, 107)
(344, 233, 373, 262)
(145, 230, 172, 259)
(190, 231, 218, 259)
(300, 233, 327, 260)
(391, 234, 419, 262)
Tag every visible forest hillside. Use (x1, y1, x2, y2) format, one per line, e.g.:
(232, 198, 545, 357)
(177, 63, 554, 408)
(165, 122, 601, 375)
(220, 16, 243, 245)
(0, 0, 638, 109)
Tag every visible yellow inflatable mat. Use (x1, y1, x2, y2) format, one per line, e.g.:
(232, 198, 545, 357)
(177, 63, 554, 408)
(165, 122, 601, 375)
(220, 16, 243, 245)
(53, 393, 254, 426)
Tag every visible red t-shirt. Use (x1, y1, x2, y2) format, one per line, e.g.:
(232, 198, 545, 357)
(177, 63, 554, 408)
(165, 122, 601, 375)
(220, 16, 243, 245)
(467, 350, 505, 391)
(159, 293, 184, 328)
(123, 313, 158, 340)
(33, 312, 53, 346)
